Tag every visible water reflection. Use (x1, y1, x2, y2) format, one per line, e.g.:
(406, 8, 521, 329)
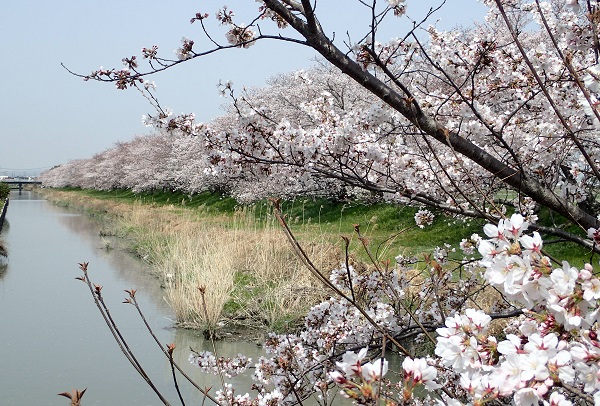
(0, 190, 263, 405)
(54, 209, 169, 312)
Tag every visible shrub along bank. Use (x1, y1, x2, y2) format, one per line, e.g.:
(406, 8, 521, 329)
(0, 182, 9, 237)
(0, 182, 9, 201)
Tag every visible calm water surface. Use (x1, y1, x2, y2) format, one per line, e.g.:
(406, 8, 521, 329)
(0, 191, 260, 405)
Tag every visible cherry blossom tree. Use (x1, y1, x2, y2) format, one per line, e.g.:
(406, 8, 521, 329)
(45, 1, 600, 404)
(51, 0, 600, 250)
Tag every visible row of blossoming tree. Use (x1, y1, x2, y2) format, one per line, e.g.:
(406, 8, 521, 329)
(46, 0, 600, 404)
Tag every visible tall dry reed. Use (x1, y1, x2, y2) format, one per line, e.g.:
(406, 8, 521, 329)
(131, 206, 339, 333)
(41, 190, 339, 334)
(227, 211, 340, 329)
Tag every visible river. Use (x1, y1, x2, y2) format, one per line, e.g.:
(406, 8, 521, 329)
(0, 191, 260, 405)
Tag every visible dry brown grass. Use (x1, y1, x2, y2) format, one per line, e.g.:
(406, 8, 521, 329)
(40, 189, 339, 334)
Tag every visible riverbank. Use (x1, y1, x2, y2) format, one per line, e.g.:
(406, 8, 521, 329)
(0, 190, 8, 257)
(0, 181, 9, 234)
(39, 188, 346, 336)
(0, 190, 246, 405)
(38, 188, 491, 337)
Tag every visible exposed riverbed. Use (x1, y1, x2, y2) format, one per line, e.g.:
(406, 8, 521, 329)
(0, 191, 261, 405)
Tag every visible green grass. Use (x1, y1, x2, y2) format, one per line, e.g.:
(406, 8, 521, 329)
(51, 188, 485, 260)
(224, 270, 258, 315)
(50, 188, 589, 266)
(224, 269, 312, 333)
(543, 241, 589, 268)
(66, 188, 240, 213)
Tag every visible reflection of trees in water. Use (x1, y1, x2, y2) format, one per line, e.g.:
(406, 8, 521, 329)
(55, 211, 103, 246)
(0, 263, 7, 276)
(46, 199, 271, 398)
(1, 219, 10, 233)
(54, 207, 168, 311)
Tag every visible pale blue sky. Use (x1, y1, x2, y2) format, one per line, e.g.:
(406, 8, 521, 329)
(0, 1, 487, 176)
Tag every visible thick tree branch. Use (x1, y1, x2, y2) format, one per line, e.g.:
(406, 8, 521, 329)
(262, 0, 599, 232)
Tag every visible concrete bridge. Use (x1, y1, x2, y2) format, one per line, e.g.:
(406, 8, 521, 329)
(3, 180, 42, 192)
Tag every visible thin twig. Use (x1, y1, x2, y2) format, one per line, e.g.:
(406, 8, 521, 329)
(269, 199, 412, 356)
(77, 262, 172, 406)
(125, 290, 220, 405)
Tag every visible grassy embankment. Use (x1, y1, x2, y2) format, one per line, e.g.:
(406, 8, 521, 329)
(39, 188, 588, 336)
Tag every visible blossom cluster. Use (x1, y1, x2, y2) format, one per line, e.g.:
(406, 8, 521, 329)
(182, 213, 600, 405)
(188, 350, 251, 378)
(328, 348, 389, 402)
(225, 24, 256, 48)
(54, 0, 600, 239)
(214, 6, 257, 48)
(432, 214, 600, 405)
(175, 37, 194, 61)
(57, 0, 600, 253)
(47, 1, 600, 403)
(388, 0, 407, 16)
(414, 209, 434, 228)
